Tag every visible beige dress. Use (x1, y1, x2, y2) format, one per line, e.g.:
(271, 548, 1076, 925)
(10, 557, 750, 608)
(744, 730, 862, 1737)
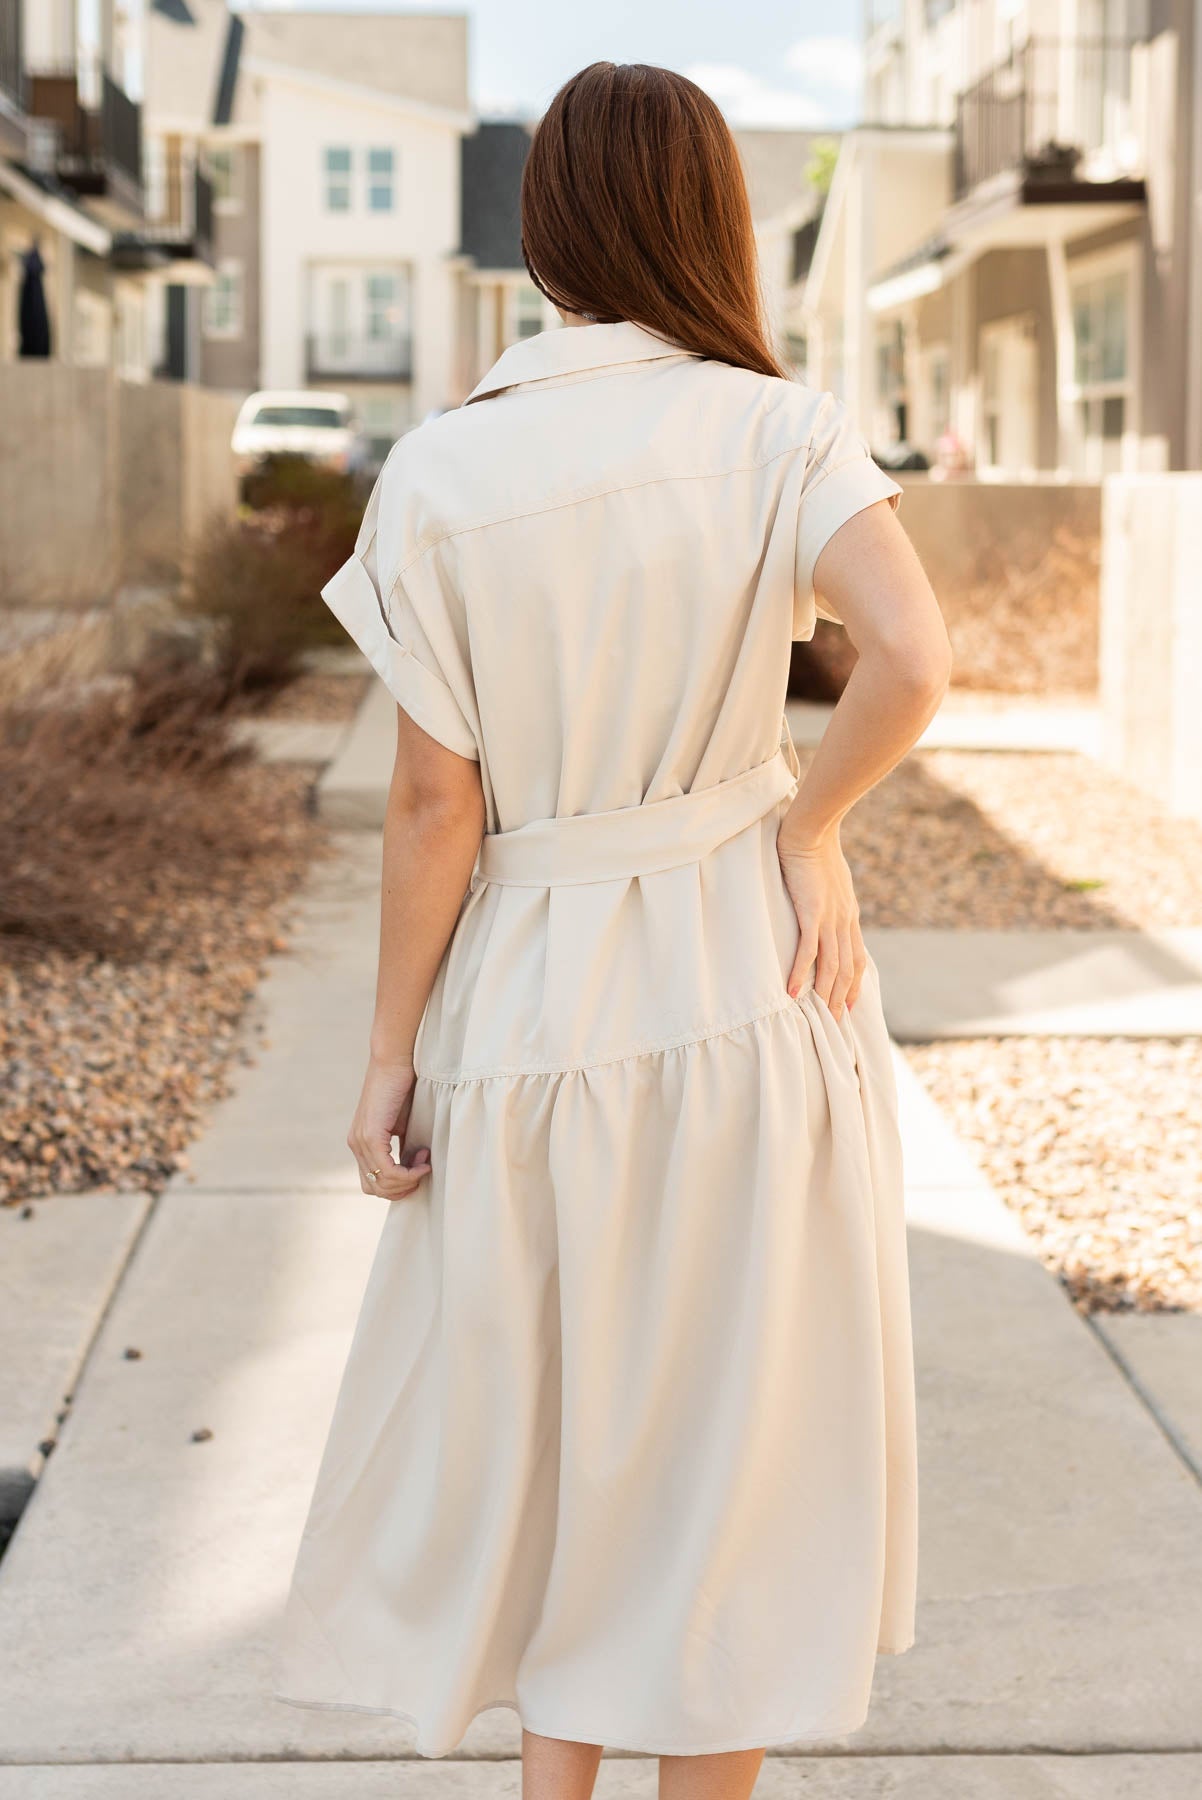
(272, 320, 917, 1757)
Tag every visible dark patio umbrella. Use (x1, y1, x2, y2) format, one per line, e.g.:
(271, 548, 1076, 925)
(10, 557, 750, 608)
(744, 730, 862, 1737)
(18, 243, 52, 358)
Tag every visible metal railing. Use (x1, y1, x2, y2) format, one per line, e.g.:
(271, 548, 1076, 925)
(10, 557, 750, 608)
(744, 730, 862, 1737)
(305, 333, 413, 382)
(100, 67, 141, 189)
(954, 37, 1138, 199)
(0, 0, 21, 110)
(26, 59, 141, 195)
(193, 167, 214, 261)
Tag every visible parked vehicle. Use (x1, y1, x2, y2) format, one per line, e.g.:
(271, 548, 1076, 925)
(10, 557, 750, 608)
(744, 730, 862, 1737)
(231, 390, 368, 481)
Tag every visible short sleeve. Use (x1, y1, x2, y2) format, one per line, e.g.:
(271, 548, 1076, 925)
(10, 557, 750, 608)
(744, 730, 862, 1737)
(320, 468, 480, 761)
(793, 394, 902, 639)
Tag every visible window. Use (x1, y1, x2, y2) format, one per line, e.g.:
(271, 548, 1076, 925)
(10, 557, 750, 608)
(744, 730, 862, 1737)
(513, 282, 544, 341)
(207, 144, 243, 212)
(366, 272, 399, 340)
(1070, 263, 1132, 474)
(324, 146, 352, 212)
(367, 146, 395, 212)
(326, 277, 351, 358)
(203, 260, 243, 339)
(308, 264, 410, 378)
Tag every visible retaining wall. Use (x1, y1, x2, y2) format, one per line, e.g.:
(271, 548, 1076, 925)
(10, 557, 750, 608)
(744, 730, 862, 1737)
(1100, 473, 1202, 821)
(0, 366, 238, 609)
(896, 476, 1102, 696)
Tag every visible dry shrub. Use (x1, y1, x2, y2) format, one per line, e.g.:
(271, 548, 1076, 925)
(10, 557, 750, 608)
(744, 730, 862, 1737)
(241, 452, 368, 529)
(182, 523, 342, 701)
(786, 521, 1100, 701)
(942, 523, 1100, 696)
(180, 462, 366, 702)
(0, 464, 362, 959)
(0, 640, 318, 964)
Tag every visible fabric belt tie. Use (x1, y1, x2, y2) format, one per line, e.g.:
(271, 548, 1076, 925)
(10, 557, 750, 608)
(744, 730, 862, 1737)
(475, 742, 799, 889)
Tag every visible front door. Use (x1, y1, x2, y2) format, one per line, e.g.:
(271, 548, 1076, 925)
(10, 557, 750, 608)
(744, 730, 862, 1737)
(980, 316, 1038, 475)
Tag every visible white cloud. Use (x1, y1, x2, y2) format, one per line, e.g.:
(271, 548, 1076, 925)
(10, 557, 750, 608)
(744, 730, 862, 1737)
(685, 63, 829, 129)
(784, 36, 863, 96)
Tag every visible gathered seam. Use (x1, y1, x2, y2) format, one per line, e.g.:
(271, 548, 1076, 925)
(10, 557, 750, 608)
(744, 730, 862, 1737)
(417, 991, 813, 1087)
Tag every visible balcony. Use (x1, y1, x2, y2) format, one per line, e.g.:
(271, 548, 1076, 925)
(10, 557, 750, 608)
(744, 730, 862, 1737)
(305, 333, 413, 384)
(26, 60, 142, 225)
(112, 167, 215, 278)
(954, 38, 1142, 201)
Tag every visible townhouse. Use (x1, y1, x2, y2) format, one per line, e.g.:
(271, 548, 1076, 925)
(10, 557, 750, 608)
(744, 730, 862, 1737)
(804, 0, 1202, 476)
(145, 3, 474, 454)
(0, 0, 213, 374)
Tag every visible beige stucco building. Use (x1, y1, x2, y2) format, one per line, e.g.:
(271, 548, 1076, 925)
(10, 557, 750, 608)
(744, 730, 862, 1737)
(805, 0, 1202, 476)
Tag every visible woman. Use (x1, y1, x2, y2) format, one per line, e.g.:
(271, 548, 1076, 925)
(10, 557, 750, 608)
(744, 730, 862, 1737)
(274, 61, 950, 1800)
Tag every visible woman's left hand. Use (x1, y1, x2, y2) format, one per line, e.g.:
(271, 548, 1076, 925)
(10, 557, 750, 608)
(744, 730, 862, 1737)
(348, 1055, 432, 1200)
(777, 830, 867, 1020)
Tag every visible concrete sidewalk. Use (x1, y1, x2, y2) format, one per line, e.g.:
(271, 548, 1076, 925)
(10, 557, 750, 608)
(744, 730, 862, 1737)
(868, 927, 1202, 1039)
(0, 838, 1199, 1794)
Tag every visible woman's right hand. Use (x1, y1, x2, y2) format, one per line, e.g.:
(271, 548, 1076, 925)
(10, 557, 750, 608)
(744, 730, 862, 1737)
(777, 829, 866, 1021)
(348, 1054, 432, 1200)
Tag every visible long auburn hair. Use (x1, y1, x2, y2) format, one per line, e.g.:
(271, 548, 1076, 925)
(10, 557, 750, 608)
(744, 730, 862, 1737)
(521, 63, 789, 382)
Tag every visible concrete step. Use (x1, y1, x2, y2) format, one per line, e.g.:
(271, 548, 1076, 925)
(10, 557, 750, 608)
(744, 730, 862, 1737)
(868, 928, 1202, 1039)
(0, 1755, 1199, 1799)
(1095, 1313, 1202, 1482)
(786, 698, 1102, 756)
(0, 1189, 151, 1528)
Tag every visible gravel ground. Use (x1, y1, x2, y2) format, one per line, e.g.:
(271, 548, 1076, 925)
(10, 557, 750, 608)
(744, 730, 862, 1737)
(830, 749, 1202, 930)
(905, 1036, 1202, 1315)
(0, 765, 325, 1205)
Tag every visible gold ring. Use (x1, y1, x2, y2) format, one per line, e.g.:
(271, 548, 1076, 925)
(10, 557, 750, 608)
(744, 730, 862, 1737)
(368, 1167, 382, 1182)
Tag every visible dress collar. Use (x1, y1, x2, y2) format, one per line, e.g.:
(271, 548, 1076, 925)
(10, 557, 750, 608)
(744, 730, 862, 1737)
(464, 319, 697, 405)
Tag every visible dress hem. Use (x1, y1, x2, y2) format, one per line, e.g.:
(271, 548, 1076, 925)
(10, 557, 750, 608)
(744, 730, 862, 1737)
(270, 1684, 900, 1760)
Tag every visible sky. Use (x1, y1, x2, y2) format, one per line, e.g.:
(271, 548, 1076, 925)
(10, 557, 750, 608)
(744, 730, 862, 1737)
(232, 0, 868, 128)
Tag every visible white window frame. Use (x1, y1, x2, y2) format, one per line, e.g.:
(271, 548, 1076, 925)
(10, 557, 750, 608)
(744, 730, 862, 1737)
(366, 146, 395, 213)
(1065, 239, 1142, 477)
(324, 145, 353, 213)
(203, 259, 243, 340)
(206, 142, 244, 215)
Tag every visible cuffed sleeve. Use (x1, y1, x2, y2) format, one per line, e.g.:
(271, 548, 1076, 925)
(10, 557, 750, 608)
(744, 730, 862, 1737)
(793, 395, 902, 639)
(320, 469, 480, 761)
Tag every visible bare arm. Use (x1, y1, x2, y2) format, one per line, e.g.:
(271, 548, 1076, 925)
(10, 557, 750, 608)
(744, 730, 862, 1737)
(347, 705, 485, 1200)
(779, 500, 952, 1016)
